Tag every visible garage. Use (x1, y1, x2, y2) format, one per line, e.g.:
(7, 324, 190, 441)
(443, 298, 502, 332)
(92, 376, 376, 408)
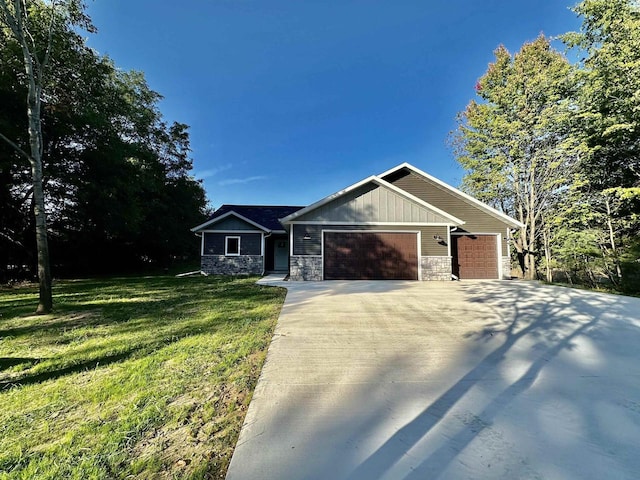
(323, 231, 418, 280)
(452, 234, 498, 279)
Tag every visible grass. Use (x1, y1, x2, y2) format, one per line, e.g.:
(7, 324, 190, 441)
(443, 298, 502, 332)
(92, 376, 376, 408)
(0, 275, 287, 479)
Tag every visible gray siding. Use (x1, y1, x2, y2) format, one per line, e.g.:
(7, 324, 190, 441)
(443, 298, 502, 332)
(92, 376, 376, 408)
(294, 183, 454, 224)
(385, 170, 511, 255)
(206, 216, 260, 231)
(293, 224, 448, 256)
(203, 232, 262, 255)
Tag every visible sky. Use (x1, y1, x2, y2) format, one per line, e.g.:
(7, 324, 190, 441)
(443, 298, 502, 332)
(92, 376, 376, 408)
(84, 0, 582, 209)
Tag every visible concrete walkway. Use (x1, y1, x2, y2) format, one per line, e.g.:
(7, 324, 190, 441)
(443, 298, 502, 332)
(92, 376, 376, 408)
(226, 280, 640, 480)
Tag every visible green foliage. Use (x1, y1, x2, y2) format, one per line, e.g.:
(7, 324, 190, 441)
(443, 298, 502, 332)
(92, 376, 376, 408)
(453, 2, 640, 292)
(563, 0, 640, 191)
(0, 0, 208, 279)
(452, 35, 583, 279)
(0, 275, 286, 479)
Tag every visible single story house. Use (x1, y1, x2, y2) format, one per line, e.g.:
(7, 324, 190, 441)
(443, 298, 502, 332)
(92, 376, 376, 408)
(191, 163, 524, 280)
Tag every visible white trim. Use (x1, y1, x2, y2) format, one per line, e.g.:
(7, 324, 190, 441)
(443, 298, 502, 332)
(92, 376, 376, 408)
(200, 232, 205, 257)
(287, 221, 457, 226)
(290, 225, 294, 257)
(447, 227, 451, 257)
(417, 230, 422, 281)
(378, 162, 525, 229)
(374, 177, 465, 225)
(225, 236, 241, 256)
(281, 175, 378, 223)
(280, 175, 465, 225)
(261, 232, 265, 257)
(200, 229, 264, 233)
(450, 231, 501, 235)
(191, 210, 270, 232)
(497, 234, 503, 280)
(321, 229, 421, 281)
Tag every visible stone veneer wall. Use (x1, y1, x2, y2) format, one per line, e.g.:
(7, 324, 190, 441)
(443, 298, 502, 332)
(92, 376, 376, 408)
(201, 255, 263, 275)
(502, 256, 512, 279)
(421, 256, 452, 281)
(290, 256, 322, 281)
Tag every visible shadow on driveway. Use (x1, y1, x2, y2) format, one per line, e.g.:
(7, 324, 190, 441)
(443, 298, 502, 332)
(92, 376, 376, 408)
(227, 281, 640, 480)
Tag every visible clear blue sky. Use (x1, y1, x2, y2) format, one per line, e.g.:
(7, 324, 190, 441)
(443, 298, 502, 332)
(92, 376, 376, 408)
(85, 0, 581, 208)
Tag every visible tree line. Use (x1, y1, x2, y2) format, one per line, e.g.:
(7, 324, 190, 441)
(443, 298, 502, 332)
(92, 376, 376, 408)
(452, 0, 640, 293)
(1, 1, 208, 303)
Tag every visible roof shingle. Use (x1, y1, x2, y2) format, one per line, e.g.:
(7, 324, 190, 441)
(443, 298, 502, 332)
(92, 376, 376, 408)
(204, 205, 304, 231)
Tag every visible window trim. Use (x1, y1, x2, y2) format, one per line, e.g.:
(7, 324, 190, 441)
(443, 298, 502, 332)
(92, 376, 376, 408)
(225, 236, 241, 256)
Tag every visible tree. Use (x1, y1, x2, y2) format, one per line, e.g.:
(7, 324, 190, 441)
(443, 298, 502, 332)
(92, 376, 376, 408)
(0, 0, 92, 313)
(452, 35, 584, 280)
(560, 0, 640, 289)
(1, 1, 208, 285)
(563, 0, 640, 191)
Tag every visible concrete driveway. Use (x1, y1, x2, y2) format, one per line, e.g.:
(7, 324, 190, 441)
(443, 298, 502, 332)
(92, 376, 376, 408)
(226, 280, 640, 480)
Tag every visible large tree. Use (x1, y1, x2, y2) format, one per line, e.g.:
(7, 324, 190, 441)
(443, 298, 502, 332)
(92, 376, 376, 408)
(561, 0, 640, 288)
(0, 0, 92, 312)
(1, 1, 208, 288)
(452, 35, 584, 280)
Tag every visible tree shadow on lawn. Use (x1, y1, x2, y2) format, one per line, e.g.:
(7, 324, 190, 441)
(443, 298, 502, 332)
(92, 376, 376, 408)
(337, 281, 640, 479)
(0, 276, 283, 390)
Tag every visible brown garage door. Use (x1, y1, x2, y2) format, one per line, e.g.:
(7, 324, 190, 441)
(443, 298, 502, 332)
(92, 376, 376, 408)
(324, 232, 418, 280)
(452, 234, 498, 279)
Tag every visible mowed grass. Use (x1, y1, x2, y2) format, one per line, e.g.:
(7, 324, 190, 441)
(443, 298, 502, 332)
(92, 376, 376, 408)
(0, 275, 286, 479)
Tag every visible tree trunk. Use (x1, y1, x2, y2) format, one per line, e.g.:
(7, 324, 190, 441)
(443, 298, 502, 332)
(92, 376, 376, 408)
(605, 196, 623, 285)
(16, 2, 53, 313)
(543, 225, 552, 283)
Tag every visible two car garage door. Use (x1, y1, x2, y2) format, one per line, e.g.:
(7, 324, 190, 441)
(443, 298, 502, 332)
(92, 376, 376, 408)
(324, 232, 418, 280)
(323, 231, 499, 280)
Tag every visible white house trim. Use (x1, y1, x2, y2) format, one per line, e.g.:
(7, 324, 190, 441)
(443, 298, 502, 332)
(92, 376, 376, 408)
(191, 210, 270, 232)
(286, 221, 458, 226)
(280, 175, 465, 226)
(378, 162, 525, 229)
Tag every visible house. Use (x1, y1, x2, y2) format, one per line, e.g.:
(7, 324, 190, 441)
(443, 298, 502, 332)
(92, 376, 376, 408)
(191, 163, 524, 280)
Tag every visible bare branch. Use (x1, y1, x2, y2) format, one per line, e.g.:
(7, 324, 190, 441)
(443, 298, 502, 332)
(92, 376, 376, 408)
(0, 131, 34, 164)
(0, 229, 27, 250)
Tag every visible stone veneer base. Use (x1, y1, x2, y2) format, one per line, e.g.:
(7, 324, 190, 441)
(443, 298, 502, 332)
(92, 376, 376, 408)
(421, 256, 452, 281)
(502, 256, 512, 279)
(201, 255, 263, 276)
(290, 256, 322, 281)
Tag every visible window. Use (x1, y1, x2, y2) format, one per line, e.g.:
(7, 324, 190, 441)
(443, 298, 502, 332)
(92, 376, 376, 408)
(225, 236, 240, 256)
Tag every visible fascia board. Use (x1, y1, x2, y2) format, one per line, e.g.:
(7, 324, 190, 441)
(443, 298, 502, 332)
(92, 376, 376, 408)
(191, 210, 270, 232)
(372, 177, 465, 225)
(279, 175, 380, 224)
(378, 162, 526, 229)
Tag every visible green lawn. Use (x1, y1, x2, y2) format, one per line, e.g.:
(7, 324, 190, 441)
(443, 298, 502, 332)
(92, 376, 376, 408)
(0, 275, 286, 479)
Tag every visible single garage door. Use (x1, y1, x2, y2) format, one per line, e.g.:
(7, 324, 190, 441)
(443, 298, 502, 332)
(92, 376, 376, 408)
(324, 232, 418, 280)
(452, 234, 498, 279)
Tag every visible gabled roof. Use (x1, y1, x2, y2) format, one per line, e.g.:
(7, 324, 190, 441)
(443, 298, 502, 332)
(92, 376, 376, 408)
(280, 175, 465, 225)
(191, 205, 304, 232)
(378, 163, 526, 229)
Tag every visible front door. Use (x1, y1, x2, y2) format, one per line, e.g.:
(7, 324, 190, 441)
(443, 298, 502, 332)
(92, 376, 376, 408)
(274, 239, 289, 270)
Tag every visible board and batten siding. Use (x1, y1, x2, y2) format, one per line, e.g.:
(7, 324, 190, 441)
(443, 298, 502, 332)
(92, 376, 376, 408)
(293, 224, 448, 256)
(384, 170, 511, 255)
(203, 232, 262, 255)
(294, 183, 454, 224)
